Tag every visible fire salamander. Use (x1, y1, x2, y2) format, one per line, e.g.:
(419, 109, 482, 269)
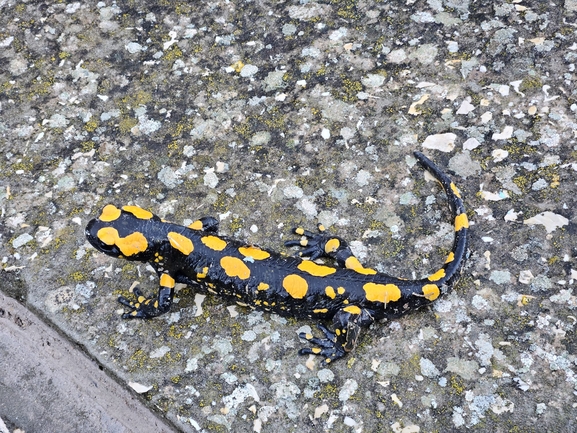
(85, 151, 468, 364)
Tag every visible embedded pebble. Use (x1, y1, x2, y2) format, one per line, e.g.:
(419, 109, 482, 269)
(489, 270, 511, 285)
(456, 98, 475, 115)
(338, 379, 358, 402)
(422, 133, 456, 152)
(420, 358, 441, 378)
(492, 126, 514, 141)
(518, 270, 534, 284)
(149, 346, 170, 359)
(462, 137, 481, 150)
(523, 212, 569, 233)
(240, 64, 259, 78)
(12, 233, 34, 248)
(492, 149, 508, 163)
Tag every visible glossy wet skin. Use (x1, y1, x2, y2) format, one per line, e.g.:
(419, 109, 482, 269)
(85, 152, 468, 363)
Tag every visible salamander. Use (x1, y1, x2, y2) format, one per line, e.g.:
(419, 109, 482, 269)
(85, 151, 468, 364)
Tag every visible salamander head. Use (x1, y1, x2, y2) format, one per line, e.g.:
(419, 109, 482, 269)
(85, 204, 160, 261)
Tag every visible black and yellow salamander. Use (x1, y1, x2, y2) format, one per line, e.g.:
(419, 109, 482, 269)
(85, 151, 468, 364)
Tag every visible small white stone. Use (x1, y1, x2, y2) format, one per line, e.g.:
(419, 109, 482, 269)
(463, 137, 481, 150)
(492, 126, 513, 140)
(422, 133, 457, 152)
(492, 149, 509, 162)
(321, 128, 330, 139)
(128, 382, 153, 394)
(504, 209, 520, 221)
(361, 73, 386, 88)
(524, 212, 569, 233)
(240, 64, 258, 77)
(519, 270, 534, 284)
(456, 98, 475, 115)
(480, 112, 492, 123)
(125, 42, 144, 53)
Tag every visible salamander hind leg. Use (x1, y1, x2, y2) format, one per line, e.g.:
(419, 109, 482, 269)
(299, 307, 375, 364)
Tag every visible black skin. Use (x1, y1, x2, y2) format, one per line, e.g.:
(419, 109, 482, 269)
(85, 151, 468, 364)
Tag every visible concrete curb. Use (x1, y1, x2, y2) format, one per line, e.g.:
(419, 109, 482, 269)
(0, 292, 176, 433)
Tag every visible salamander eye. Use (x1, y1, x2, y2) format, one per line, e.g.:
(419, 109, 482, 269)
(85, 219, 121, 256)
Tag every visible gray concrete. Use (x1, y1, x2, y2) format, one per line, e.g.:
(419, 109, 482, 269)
(1, 1, 577, 432)
(0, 293, 176, 433)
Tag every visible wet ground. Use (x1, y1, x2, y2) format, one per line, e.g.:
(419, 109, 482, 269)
(1, 1, 576, 432)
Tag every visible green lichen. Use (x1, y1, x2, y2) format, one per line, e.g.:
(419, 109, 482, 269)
(69, 271, 87, 282)
(519, 75, 543, 93)
(84, 118, 99, 132)
(118, 117, 138, 134)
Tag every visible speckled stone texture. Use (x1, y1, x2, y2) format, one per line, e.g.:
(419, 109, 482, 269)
(1, 1, 576, 432)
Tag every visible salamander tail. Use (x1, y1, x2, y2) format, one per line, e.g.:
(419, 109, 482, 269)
(413, 151, 469, 288)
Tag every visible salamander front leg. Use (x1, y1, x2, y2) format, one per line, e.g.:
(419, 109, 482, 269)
(285, 224, 348, 261)
(299, 307, 374, 364)
(285, 225, 377, 275)
(118, 273, 175, 319)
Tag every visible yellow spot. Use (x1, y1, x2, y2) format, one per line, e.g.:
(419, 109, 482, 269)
(220, 256, 251, 280)
(116, 232, 148, 256)
(231, 60, 245, 72)
(122, 205, 153, 220)
(363, 282, 402, 304)
(450, 182, 462, 198)
(335, 329, 341, 336)
(337, 287, 345, 295)
(295, 227, 305, 235)
(428, 268, 446, 282)
(345, 256, 377, 275)
(445, 252, 455, 264)
(257, 282, 270, 291)
(168, 232, 194, 255)
(343, 305, 362, 315)
(325, 238, 340, 253)
(318, 224, 326, 232)
(201, 235, 227, 251)
(313, 308, 328, 314)
(422, 284, 440, 301)
(97, 227, 119, 245)
(99, 227, 148, 256)
(325, 286, 336, 299)
(239, 246, 270, 260)
(99, 205, 121, 222)
(305, 333, 313, 340)
(188, 220, 204, 230)
(282, 274, 308, 299)
(297, 260, 336, 277)
(197, 267, 209, 279)
(312, 347, 322, 354)
(160, 273, 176, 288)
(455, 213, 469, 231)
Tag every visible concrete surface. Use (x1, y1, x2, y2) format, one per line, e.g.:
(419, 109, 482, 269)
(0, 292, 176, 433)
(1, 1, 577, 432)
(0, 293, 175, 432)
